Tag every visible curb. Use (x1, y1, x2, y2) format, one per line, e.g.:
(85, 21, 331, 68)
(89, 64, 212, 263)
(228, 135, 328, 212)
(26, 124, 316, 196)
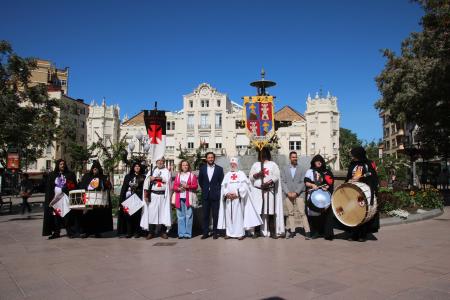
(380, 208, 444, 227)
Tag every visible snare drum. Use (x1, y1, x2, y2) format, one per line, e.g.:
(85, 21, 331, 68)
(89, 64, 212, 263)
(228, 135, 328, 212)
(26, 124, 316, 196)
(308, 189, 331, 211)
(69, 189, 87, 209)
(84, 191, 109, 207)
(331, 182, 377, 227)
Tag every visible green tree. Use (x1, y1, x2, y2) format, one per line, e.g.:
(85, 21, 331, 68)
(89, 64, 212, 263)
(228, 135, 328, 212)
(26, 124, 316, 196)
(67, 142, 96, 176)
(0, 40, 58, 168)
(364, 140, 380, 162)
(339, 127, 362, 169)
(375, 0, 450, 160)
(94, 135, 128, 192)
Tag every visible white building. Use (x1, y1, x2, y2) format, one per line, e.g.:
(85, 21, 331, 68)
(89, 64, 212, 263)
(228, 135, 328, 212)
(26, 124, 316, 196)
(305, 92, 340, 170)
(86, 99, 121, 148)
(117, 83, 341, 171)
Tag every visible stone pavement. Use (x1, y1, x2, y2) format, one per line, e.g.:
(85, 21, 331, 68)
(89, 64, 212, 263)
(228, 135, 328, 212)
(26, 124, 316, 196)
(0, 209, 449, 300)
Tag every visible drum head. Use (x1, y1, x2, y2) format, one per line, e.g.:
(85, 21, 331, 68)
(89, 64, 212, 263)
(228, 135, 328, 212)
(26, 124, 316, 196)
(332, 183, 367, 227)
(310, 189, 331, 209)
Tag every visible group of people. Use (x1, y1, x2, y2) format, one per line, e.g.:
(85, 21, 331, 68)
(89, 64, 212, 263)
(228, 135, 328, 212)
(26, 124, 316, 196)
(42, 159, 113, 239)
(42, 146, 379, 242)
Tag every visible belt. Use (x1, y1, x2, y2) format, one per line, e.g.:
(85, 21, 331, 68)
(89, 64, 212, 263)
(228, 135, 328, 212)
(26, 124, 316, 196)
(151, 190, 165, 195)
(254, 186, 274, 191)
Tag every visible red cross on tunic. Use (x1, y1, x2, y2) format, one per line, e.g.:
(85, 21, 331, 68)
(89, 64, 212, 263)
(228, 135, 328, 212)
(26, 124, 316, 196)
(123, 206, 129, 215)
(263, 168, 269, 176)
(231, 173, 238, 181)
(155, 178, 163, 187)
(148, 124, 162, 144)
(54, 208, 62, 216)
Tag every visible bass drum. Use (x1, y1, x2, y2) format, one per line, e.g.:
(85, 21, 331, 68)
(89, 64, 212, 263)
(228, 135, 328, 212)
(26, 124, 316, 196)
(331, 182, 377, 227)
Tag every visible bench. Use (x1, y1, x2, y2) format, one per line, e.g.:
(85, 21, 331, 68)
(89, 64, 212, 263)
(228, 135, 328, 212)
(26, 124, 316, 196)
(0, 195, 13, 214)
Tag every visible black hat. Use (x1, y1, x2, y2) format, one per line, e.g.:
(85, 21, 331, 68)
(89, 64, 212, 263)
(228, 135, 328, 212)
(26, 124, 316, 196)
(350, 146, 367, 162)
(310, 154, 326, 171)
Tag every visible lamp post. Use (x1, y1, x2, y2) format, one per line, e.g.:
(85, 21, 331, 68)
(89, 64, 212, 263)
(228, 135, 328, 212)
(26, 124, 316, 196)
(128, 131, 151, 165)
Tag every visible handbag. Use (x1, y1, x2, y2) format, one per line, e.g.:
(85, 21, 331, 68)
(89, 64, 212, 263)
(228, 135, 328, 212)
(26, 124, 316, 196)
(189, 191, 198, 208)
(171, 174, 179, 206)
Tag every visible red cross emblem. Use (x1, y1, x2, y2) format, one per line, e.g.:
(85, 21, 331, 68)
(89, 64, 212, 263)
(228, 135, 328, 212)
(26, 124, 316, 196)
(148, 124, 162, 144)
(123, 206, 129, 215)
(155, 178, 163, 187)
(263, 168, 269, 176)
(231, 173, 238, 181)
(54, 208, 62, 216)
(83, 193, 88, 204)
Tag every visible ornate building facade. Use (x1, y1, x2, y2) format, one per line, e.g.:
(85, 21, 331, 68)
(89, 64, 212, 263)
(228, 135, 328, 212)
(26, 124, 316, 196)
(118, 83, 341, 171)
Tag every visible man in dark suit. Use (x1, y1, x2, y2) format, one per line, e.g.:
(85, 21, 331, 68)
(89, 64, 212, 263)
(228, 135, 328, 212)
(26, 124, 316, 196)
(198, 152, 224, 239)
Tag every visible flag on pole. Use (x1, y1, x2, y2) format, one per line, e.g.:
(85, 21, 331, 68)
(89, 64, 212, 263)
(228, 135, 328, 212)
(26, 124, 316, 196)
(144, 108, 166, 162)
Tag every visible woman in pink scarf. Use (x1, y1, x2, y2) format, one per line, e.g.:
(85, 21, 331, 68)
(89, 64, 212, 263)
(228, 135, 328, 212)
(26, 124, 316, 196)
(173, 160, 198, 239)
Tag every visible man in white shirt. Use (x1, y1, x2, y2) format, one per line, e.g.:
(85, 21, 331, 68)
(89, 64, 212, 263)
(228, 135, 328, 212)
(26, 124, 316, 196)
(198, 152, 224, 239)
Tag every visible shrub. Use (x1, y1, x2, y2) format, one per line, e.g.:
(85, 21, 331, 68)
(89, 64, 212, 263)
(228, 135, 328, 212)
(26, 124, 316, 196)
(377, 187, 444, 213)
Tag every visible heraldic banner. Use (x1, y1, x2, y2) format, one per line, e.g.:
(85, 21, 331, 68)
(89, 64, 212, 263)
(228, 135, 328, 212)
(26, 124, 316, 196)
(143, 109, 166, 161)
(243, 96, 275, 151)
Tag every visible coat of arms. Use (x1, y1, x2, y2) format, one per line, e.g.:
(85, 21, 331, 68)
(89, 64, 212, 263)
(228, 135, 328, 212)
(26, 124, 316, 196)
(243, 95, 275, 150)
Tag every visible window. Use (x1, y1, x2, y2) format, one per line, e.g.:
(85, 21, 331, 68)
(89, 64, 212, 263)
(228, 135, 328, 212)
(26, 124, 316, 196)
(201, 100, 205, 107)
(172, 121, 175, 130)
(46, 144, 52, 154)
(189, 100, 193, 108)
(216, 143, 222, 149)
(200, 113, 209, 129)
(310, 131, 315, 136)
(217, 100, 221, 107)
(80, 121, 85, 128)
(80, 134, 84, 142)
(60, 80, 67, 86)
(167, 121, 171, 130)
(289, 141, 301, 151)
(187, 114, 194, 129)
(46, 160, 52, 170)
(205, 100, 209, 107)
(311, 143, 315, 150)
(188, 142, 194, 149)
(215, 113, 222, 129)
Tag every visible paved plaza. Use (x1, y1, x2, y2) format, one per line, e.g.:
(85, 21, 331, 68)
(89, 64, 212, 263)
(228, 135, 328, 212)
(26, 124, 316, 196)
(0, 204, 449, 300)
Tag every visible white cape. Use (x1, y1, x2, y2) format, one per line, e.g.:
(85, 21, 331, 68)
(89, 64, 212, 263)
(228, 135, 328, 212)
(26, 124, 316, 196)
(218, 171, 262, 237)
(249, 161, 285, 236)
(140, 168, 172, 230)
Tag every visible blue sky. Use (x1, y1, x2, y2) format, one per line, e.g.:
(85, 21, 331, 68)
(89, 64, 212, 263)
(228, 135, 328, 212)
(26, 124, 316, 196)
(2, 0, 423, 142)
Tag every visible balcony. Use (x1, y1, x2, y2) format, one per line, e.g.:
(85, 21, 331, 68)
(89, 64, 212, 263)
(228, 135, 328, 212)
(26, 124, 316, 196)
(186, 147, 225, 156)
(198, 124, 211, 130)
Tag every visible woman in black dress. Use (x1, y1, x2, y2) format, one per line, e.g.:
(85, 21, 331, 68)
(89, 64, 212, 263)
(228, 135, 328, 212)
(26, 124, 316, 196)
(78, 160, 113, 238)
(304, 155, 335, 240)
(345, 146, 380, 242)
(117, 162, 145, 238)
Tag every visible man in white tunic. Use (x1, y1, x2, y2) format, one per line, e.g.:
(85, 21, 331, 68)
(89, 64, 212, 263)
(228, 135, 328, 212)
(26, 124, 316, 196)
(218, 157, 262, 240)
(249, 148, 284, 238)
(141, 157, 171, 239)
